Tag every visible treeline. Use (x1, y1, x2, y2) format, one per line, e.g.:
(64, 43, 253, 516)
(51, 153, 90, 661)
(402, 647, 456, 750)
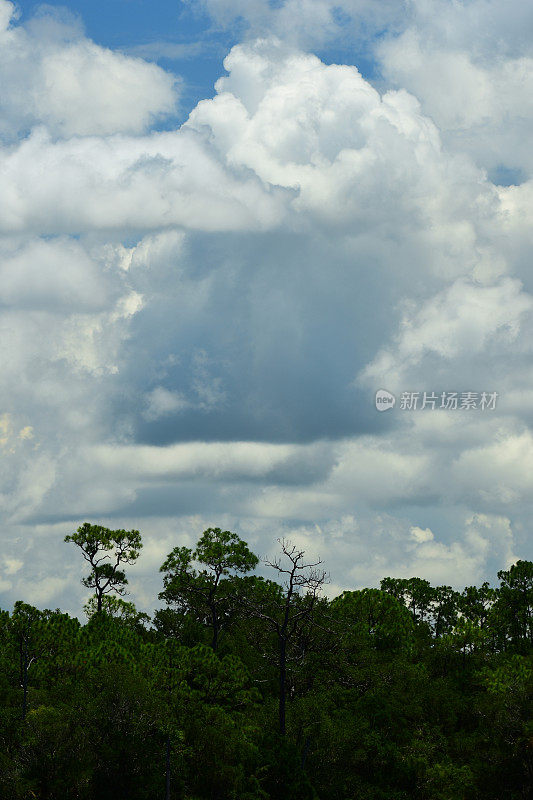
(0, 524, 531, 800)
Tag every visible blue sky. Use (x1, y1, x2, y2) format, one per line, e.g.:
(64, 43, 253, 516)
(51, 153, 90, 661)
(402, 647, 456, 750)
(0, 0, 532, 615)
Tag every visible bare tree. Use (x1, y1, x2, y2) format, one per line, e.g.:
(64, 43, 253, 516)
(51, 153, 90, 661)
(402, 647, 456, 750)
(249, 539, 328, 735)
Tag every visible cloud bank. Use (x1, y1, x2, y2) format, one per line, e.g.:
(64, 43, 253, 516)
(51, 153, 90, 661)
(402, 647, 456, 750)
(0, 0, 531, 614)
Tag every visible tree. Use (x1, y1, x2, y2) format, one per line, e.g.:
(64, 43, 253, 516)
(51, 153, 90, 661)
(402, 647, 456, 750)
(494, 560, 533, 651)
(457, 582, 496, 654)
(459, 582, 496, 630)
(65, 523, 143, 613)
(432, 585, 460, 639)
(84, 595, 151, 632)
(10, 602, 48, 719)
(8, 603, 80, 720)
(380, 576, 435, 629)
(330, 588, 414, 652)
(248, 539, 328, 735)
(159, 527, 259, 651)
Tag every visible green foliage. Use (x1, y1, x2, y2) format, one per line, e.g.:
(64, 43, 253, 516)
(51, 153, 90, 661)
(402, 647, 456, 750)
(65, 522, 143, 612)
(83, 594, 151, 631)
(159, 527, 259, 650)
(331, 588, 415, 651)
(494, 560, 533, 651)
(0, 531, 531, 800)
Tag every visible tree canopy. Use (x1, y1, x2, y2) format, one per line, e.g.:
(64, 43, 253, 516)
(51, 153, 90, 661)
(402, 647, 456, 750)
(65, 523, 143, 613)
(0, 523, 530, 800)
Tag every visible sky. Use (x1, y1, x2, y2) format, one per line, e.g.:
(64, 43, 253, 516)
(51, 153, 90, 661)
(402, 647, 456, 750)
(0, 0, 532, 616)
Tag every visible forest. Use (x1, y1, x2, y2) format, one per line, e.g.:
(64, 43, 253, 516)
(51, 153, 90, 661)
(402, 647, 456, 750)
(0, 524, 531, 800)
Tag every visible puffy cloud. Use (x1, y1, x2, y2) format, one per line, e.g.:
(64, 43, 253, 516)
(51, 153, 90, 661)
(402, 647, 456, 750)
(361, 277, 533, 390)
(0, 126, 286, 234)
(198, 0, 533, 178)
(365, 0, 533, 179)
(187, 39, 486, 232)
(410, 526, 434, 543)
(378, 28, 533, 177)
(0, 0, 178, 139)
(0, 36, 497, 239)
(143, 387, 190, 420)
(236, 509, 519, 591)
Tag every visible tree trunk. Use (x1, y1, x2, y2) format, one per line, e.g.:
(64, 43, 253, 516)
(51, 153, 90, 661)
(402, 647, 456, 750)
(20, 640, 28, 719)
(22, 656, 28, 719)
(279, 636, 286, 735)
(210, 603, 219, 651)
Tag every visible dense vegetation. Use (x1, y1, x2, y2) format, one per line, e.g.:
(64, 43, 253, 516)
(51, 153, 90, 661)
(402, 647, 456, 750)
(0, 524, 531, 799)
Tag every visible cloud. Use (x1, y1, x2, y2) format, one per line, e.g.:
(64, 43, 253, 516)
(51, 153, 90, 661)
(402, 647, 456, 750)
(237, 509, 519, 591)
(361, 277, 533, 390)
(369, 0, 533, 179)
(187, 39, 470, 228)
(86, 440, 335, 483)
(410, 526, 434, 543)
(453, 430, 533, 506)
(378, 29, 533, 178)
(197, 0, 533, 178)
(126, 41, 208, 62)
(143, 387, 190, 420)
(0, 36, 495, 239)
(0, 237, 111, 310)
(196, 0, 404, 49)
(0, 126, 286, 234)
(0, 6, 531, 614)
(0, 0, 179, 139)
